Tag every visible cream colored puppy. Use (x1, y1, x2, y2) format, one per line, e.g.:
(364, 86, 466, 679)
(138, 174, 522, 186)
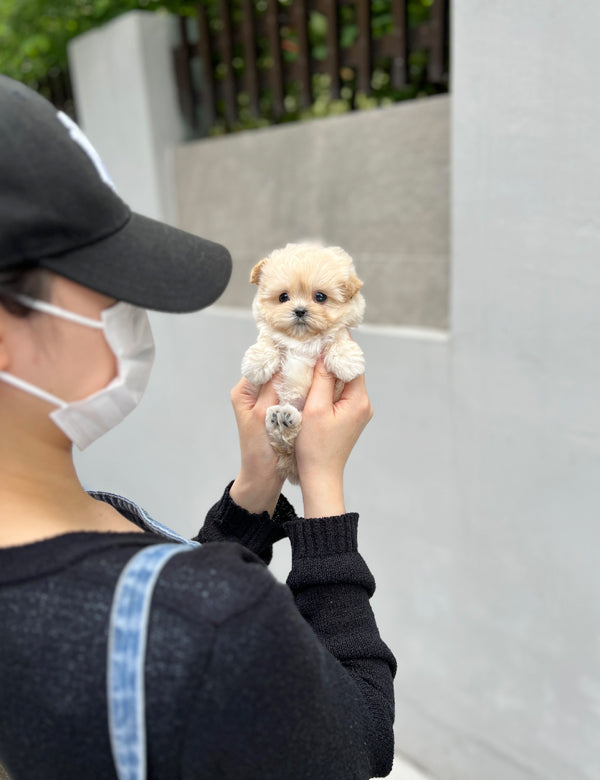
(242, 242, 365, 484)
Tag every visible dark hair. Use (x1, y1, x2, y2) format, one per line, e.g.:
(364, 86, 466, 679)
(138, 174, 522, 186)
(0, 269, 52, 317)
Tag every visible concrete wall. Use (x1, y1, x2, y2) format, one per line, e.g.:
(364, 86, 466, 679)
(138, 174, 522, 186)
(69, 8, 450, 330)
(70, 3, 600, 779)
(442, 2, 600, 777)
(68, 11, 185, 224)
(174, 96, 450, 329)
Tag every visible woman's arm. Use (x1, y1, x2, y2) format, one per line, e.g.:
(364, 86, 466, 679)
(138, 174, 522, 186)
(194, 482, 293, 564)
(195, 376, 293, 563)
(194, 363, 395, 775)
(180, 532, 396, 779)
(295, 359, 373, 518)
(282, 511, 397, 777)
(228, 376, 285, 518)
(287, 361, 396, 774)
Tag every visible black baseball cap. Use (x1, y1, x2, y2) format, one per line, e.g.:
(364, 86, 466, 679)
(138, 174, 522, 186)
(0, 75, 232, 312)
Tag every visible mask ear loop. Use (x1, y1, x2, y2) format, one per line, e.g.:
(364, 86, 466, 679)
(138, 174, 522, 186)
(0, 289, 105, 330)
(0, 289, 105, 407)
(0, 371, 67, 409)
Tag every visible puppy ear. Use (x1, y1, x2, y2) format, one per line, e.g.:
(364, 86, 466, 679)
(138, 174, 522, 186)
(344, 272, 363, 299)
(250, 258, 268, 285)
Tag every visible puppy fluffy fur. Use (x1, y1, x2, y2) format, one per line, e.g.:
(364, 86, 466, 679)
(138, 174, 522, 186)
(242, 242, 365, 484)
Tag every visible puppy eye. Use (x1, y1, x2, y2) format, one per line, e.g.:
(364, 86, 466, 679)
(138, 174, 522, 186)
(314, 292, 328, 303)
(279, 292, 290, 303)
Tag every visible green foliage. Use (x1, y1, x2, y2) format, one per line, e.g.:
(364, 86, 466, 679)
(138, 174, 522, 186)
(0, 0, 196, 86)
(209, 0, 446, 135)
(0, 0, 446, 132)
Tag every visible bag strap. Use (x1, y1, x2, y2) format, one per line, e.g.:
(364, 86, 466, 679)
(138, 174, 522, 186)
(107, 542, 199, 780)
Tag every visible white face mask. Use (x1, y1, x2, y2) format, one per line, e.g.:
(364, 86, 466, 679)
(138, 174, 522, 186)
(0, 292, 155, 449)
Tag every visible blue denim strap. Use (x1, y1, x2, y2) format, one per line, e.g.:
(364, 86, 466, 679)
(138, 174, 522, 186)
(107, 542, 199, 780)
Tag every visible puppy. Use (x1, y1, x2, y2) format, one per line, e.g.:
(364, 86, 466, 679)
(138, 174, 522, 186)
(242, 242, 365, 484)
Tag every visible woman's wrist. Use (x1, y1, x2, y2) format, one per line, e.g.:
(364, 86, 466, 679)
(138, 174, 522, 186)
(230, 471, 284, 518)
(300, 473, 345, 519)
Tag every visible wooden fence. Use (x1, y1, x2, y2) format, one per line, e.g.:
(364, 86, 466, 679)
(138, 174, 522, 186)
(36, 68, 77, 120)
(174, 0, 449, 133)
(39, 1, 448, 133)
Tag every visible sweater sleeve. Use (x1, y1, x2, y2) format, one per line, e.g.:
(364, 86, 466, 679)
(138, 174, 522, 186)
(284, 513, 398, 778)
(194, 482, 295, 563)
(180, 513, 396, 779)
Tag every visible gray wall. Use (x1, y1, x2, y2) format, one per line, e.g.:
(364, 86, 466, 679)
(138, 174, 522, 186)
(68, 11, 185, 225)
(70, 3, 600, 779)
(174, 96, 450, 330)
(443, 2, 600, 777)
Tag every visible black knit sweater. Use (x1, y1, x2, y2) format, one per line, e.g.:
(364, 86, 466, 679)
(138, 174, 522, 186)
(0, 485, 396, 779)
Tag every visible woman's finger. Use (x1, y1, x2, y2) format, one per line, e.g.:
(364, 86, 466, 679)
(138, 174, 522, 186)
(304, 359, 336, 410)
(337, 370, 366, 402)
(230, 377, 258, 412)
(256, 374, 280, 409)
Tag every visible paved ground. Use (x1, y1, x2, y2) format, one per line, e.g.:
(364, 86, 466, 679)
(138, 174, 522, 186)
(391, 754, 433, 779)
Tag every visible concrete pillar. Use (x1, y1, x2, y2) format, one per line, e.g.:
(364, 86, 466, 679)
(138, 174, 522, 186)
(68, 10, 185, 224)
(448, 2, 600, 779)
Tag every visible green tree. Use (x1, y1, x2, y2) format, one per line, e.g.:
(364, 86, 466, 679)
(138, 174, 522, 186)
(0, 0, 195, 86)
(0, 0, 445, 130)
(0, 0, 439, 88)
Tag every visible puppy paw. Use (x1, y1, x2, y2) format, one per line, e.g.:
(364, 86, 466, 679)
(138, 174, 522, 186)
(266, 404, 302, 447)
(325, 341, 365, 383)
(280, 405, 302, 430)
(242, 343, 280, 386)
(266, 404, 302, 431)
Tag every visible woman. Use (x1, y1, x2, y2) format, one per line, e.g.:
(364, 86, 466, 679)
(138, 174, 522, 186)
(0, 76, 396, 779)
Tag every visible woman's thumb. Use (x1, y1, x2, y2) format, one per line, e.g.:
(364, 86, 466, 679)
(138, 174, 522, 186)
(306, 359, 336, 408)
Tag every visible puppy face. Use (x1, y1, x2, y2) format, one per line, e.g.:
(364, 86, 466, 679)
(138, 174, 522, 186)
(250, 243, 365, 341)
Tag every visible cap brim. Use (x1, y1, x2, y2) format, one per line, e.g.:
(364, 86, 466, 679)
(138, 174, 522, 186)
(39, 212, 232, 313)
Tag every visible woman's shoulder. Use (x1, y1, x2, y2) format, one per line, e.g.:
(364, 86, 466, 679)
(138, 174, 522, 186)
(149, 538, 280, 627)
(0, 531, 279, 626)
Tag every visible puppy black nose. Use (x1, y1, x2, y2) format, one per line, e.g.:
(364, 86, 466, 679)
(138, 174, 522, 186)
(294, 308, 307, 318)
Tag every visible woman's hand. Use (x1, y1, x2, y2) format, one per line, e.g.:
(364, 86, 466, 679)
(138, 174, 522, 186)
(295, 360, 373, 518)
(229, 377, 285, 517)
